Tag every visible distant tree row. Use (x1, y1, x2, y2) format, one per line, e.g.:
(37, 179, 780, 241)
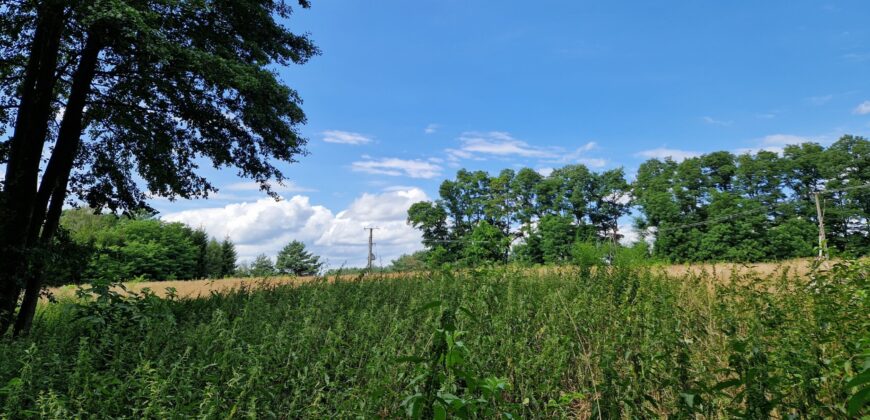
(408, 164, 631, 266)
(50, 209, 237, 285)
(635, 136, 869, 261)
(236, 241, 323, 277)
(408, 136, 869, 265)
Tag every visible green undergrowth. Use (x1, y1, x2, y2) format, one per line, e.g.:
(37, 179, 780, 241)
(0, 261, 868, 418)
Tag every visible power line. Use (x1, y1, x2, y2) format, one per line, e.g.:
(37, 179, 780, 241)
(364, 227, 379, 270)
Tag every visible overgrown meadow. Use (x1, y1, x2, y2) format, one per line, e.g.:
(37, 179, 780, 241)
(1, 261, 868, 418)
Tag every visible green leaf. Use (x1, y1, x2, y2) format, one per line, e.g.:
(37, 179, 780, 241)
(395, 355, 426, 364)
(433, 403, 447, 420)
(712, 378, 742, 391)
(413, 300, 442, 315)
(847, 385, 870, 416)
(847, 370, 870, 389)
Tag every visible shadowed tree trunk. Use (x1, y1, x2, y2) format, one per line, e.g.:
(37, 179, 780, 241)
(12, 31, 103, 336)
(0, 1, 66, 334)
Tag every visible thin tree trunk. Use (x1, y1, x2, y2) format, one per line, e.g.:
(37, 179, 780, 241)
(13, 184, 65, 336)
(0, 2, 65, 334)
(13, 32, 103, 337)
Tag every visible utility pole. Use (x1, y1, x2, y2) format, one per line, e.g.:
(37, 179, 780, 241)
(364, 227, 378, 270)
(813, 192, 827, 260)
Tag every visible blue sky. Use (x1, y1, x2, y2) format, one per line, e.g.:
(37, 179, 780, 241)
(162, 1, 870, 267)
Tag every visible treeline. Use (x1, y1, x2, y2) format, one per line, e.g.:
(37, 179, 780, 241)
(408, 135, 870, 265)
(49, 209, 238, 286)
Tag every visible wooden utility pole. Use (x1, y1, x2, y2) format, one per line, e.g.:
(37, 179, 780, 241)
(364, 227, 378, 270)
(813, 192, 827, 260)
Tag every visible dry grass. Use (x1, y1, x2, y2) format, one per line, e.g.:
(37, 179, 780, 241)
(46, 272, 407, 300)
(46, 258, 832, 301)
(657, 258, 819, 279)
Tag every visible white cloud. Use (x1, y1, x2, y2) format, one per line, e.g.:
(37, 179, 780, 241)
(853, 101, 870, 115)
(577, 158, 608, 168)
(807, 94, 834, 106)
(457, 131, 558, 158)
(536, 167, 554, 176)
(635, 148, 701, 162)
(843, 52, 870, 62)
(322, 130, 372, 145)
(702, 116, 732, 126)
(735, 134, 815, 154)
(447, 132, 604, 168)
(224, 181, 316, 194)
(351, 157, 443, 179)
(617, 224, 639, 245)
(549, 142, 603, 166)
(162, 188, 429, 268)
(759, 134, 811, 147)
(424, 124, 439, 134)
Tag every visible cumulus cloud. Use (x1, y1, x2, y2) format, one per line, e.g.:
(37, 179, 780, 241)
(853, 101, 870, 115)
(162, 188, 429, 268)
(424, 124, 439, 134)
(635, 148, 701, 162)
(351, 157, 443, 179)
(322, 130, 372, 145)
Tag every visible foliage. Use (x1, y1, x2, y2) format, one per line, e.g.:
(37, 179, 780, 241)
(45, 208, 238, 284)
(220, 238, 238, 278)
(275, 240, 322, 276)
(249, 254, 276, 277)
(400, 299, 515, 418)
(388, 251, 430, 272)
(409, 165, 632, 266)
(0, 0, 319, 335)
(634, 136, 870, 262)
(0, 261, 866, 417)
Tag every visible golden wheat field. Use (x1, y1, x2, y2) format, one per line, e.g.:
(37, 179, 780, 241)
(44, 258, 832, 301)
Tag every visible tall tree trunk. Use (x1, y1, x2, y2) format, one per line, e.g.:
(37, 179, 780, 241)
(13, 32, 103, 337)
(0, 1, 65, 334)
(12, 184, 65, 336)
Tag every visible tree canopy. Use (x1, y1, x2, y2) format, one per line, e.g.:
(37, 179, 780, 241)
(275, 240, 323, 276)
(0, 0, 318, 335)
(409, 137, 869, 267)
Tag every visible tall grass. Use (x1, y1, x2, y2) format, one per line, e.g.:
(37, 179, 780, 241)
(0, 261, 867, 418)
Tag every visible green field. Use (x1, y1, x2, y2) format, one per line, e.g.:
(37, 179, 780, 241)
(1, 262, 868, 418)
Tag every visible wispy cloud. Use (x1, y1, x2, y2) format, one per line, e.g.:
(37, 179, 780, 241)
(756, 112, 777, 119)
(807, 94, 834, 106)
(447, 132, 604, 168)
(635, 148, 701, 162)
(759, 134, 811, 147)
(224, 181, 316, 193)
(577, 158, 608, 168)
(351, 157, 443, 179)
(424, 124, 439, 134)
(456, 131, 559, 158)
(702, 116, 732, 126)
(843, 52, 870, 62)
(735, 134, 818, 155)
(322, 130, 372, 145)
(853, 101, 870, 115)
